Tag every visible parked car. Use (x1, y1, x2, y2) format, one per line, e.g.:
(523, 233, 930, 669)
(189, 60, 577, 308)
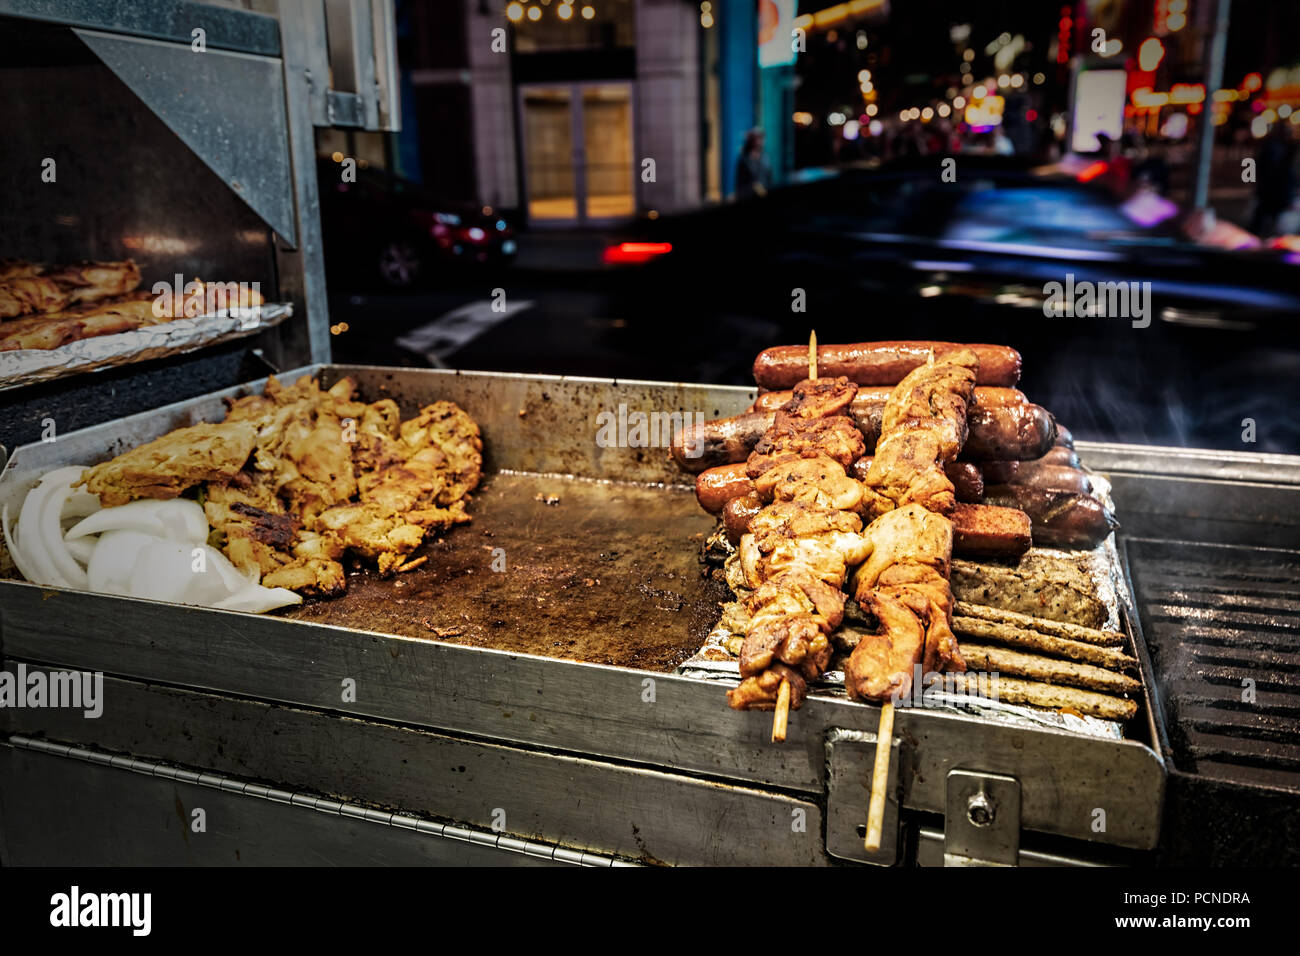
(317, 156, 516, 290)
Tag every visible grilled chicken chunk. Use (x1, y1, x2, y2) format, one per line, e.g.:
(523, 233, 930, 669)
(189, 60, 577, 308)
(0, 259, 141, 319)
(780, 376, 858, 419)
(729, 377, 866, 711)
(751, 456, 864, 512)
(78, 421, 257, 507)
(78, 373, 482, 596)
(727, 662, 808, 711)
(748, 501, 863, 550)
(749, 414, 866, 473)
(860, 351, 978, 519)
(846, 505, 963, 700)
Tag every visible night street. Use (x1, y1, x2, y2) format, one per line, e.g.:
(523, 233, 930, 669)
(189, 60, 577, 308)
(5, 0, 1300, 891)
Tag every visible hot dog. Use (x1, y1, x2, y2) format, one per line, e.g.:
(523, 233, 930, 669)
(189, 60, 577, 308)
(722, 494, 1030, 557)
(961, 404, 1057, 461)
(982, 486, 1118, 550)
(979, 461, 1093, 495)
(979, 446, 1081, 486)
(753, 341, 1022, 389)
(673, 400, 1054, 473)
(695, 463, 754, 514)
(722, 492, 763, 543)
(670, 410, 774, 472)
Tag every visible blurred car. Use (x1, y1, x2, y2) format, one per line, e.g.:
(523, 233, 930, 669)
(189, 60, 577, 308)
(317, 157, 516, 290)
(599, 156, 1300, 452)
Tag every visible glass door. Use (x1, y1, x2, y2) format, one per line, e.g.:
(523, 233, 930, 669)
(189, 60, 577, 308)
(520, 86, 578, 222)
(580, 84, 635, 220)
(519, 82, 635, 225)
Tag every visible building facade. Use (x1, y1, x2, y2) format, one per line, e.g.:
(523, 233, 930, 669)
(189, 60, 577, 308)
(395, 0, 720, 227)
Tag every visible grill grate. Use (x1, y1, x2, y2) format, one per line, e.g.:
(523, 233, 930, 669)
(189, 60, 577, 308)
(1126, 538, 1300, 791)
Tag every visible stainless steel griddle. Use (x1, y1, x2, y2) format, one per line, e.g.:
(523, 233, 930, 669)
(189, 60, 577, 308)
(0, 365, 1183, 866)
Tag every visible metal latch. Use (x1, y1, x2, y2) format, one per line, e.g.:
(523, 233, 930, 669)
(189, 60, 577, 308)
(824, 728, 904, 866)
(943, 769, 1021, 866)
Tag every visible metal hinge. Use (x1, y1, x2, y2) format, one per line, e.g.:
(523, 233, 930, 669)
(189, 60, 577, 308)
(824, 727, 904, 866)
(943, 769, 1021, 866)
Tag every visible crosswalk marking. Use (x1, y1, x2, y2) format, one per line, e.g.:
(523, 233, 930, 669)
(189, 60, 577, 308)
(395, 298, 535, 363)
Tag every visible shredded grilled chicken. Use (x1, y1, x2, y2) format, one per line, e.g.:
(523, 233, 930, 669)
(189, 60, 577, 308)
(75, 374, 482, 597)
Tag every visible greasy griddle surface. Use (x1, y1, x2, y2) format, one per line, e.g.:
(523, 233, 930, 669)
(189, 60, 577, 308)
(286, 473, 729, 671)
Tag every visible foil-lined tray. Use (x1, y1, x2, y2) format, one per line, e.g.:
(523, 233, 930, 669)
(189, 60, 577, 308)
(678, 473, 1133, 741)
(0, 303, 292, 391)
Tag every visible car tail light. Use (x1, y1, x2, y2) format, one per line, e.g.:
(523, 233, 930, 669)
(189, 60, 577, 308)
(602, 241, 673, 265)
(1077, 160, 1108, 183)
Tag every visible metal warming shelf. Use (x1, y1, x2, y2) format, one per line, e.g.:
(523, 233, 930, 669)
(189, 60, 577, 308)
(1, 366, 1169, 866)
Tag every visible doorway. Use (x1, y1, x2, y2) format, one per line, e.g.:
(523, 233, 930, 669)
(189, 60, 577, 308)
(519, 82, 636, 226)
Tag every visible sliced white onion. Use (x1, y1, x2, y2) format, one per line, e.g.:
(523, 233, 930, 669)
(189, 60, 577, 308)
(87, 530, 160, 597)
(62, 488, 103, 522)
(66, 498, 207, 544)
(14, 465, 301, 614)
(39, 479, 89, 588)
(213, 584, 302, 613)
(16, 477, 70, 587)
(125, 537, 212, 604)
(3, 503, 43, 586)
(198, 544, 260, 594)
(64, 536, 97, 565)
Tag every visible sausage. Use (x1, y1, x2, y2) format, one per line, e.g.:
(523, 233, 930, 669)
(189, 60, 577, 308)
(751, 385, 1027, 413)
(675, 401, 1053, 475)
(950, 503, 1033, 558)
(670, 410, 773, 473)
(1054, 423, 1074, 448)
(753, 341, 1022, 389)
(723, 493, 763, 543)
(983, 486, 1118, 550)
(703, 456, 982, 523)
(979, 447, 1081, 483)
(723, 494, 1029, 556)
(850, 457, 984, 503)
(979, 462, 1093, 495)
(695, 463, 755, 514)
(961, 404, 1056, 461)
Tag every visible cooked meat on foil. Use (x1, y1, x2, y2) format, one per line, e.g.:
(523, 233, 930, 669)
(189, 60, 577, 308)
(0, 259, 141, 319)
(951, 552, 1108, 628)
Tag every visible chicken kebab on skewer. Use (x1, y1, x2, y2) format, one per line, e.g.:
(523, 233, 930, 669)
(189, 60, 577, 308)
(724, 362, 870, 737)
(845, 348, 980, 851)
(845, 348, 980, 702)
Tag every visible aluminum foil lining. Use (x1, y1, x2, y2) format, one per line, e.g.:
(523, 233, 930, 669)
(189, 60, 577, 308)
(0, 303, 292, 391)
(679, 470, 1130, 741)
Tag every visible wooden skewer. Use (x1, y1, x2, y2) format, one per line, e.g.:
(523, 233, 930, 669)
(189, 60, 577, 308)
(771, 330, 818, 745)
(864, 699, 895, 852)
(771, 679, 791, 743)
(866, 335, 899, 849)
